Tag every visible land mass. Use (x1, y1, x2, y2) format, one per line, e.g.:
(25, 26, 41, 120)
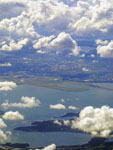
(1, 46, 113, 83)
(14, 119, 82, 133)
(55, 112, 79, 118)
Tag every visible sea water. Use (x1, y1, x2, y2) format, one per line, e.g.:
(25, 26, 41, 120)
(0, 83, 113, 147)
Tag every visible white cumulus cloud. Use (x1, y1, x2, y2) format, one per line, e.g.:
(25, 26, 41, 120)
(2, 111, 24, 120)
(96, 39, 108, 45)
(53, 120, 62, 126)
(0, 130, 11, 144)
(33, 32, 80, 56)
(0, 63, 12, 67)
(82, 67, 89, 72)
(50, 104, 66, 110)
(97, 40, 113, 58)
(0, 81, 17, 91)
(0, 38, 29, 51)
(1, 96, 40, 109)
(63, 120, 71, 126)
(0, 118, 7, 128)
(36, 144, 56, 150)
(68, 106, 78, 110)
(71, 105, 113, 138)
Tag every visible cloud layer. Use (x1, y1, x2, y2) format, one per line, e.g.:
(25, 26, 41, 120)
(0, 0, 113, 56)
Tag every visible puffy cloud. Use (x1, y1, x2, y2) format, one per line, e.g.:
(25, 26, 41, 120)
(0, 63, 12, 67)
(68, 106, 78, 110)
(82, 67, 89, 72)
(60, 98, 65, 103)
(0, 0, 112, 54)
(50, 104, 66, 110)
(0, 9, 39, 51)
(2, 111, 24, 120)
(0, 0, 113, 60)
(63, 120, 71, 126)
(69, 0, 113, 36)
(34, 32, 80, 56)
(53, 120, 62, 126)
(80, 53, 85, 58)
(1, 96, 40, 109)
(90, 54, 95, 58)
(0, 130, 11, 144)
(33, 35, 55, 50)
(37, 50, 46, 54)
(96, 39, 108, 45)
(97, 40, 113, 58)
(50, 32, 79, 56)
(71, 106, 113, 138)
(36, 144, 56, 150)
(0, 81, 17, 91)
(0, 118, 7, 128)
(0, 38, 29, 51)
(0, 10, 38, 39)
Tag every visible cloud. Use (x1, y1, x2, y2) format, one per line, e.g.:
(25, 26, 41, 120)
(71, 105, 113, 138)
(0, 130, 11, 144)
(68, 106, 78, 110)
(96, 39, 108, 45)
(37, 50, 46, 54)
(33, 35, 55, 50)
(53, 120, 62, 126)
(0, 118, 7, 128)
(0, 38, 29, 51)
(0, 81, 17, 91)
(90, 54, 95, 58)
(0, 0, 113, 60)
(50, 104, 66, 110)
(0, 10, 39, 51)
(80, 53, 85, 58)
(0, 0, 112, 54)
(33, 32, 80, 56)
(0, 63, 12, 67)
(63, 120, 71, 126)
(60, 98, 65, 103)
(97, 40, 113, 58)
(0, 10, 38, 38)
(82, 67, 89, 72)
(2, 111, 24, 120)
(36, 144, 56, 150)
(69, 0, 113, 36)
(1, 96, 40, 109)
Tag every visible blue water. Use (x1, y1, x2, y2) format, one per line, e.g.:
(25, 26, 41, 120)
(0, 83, 113, 147)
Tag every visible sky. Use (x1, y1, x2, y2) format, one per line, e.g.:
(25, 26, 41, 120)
(0, 0, 113, 57)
